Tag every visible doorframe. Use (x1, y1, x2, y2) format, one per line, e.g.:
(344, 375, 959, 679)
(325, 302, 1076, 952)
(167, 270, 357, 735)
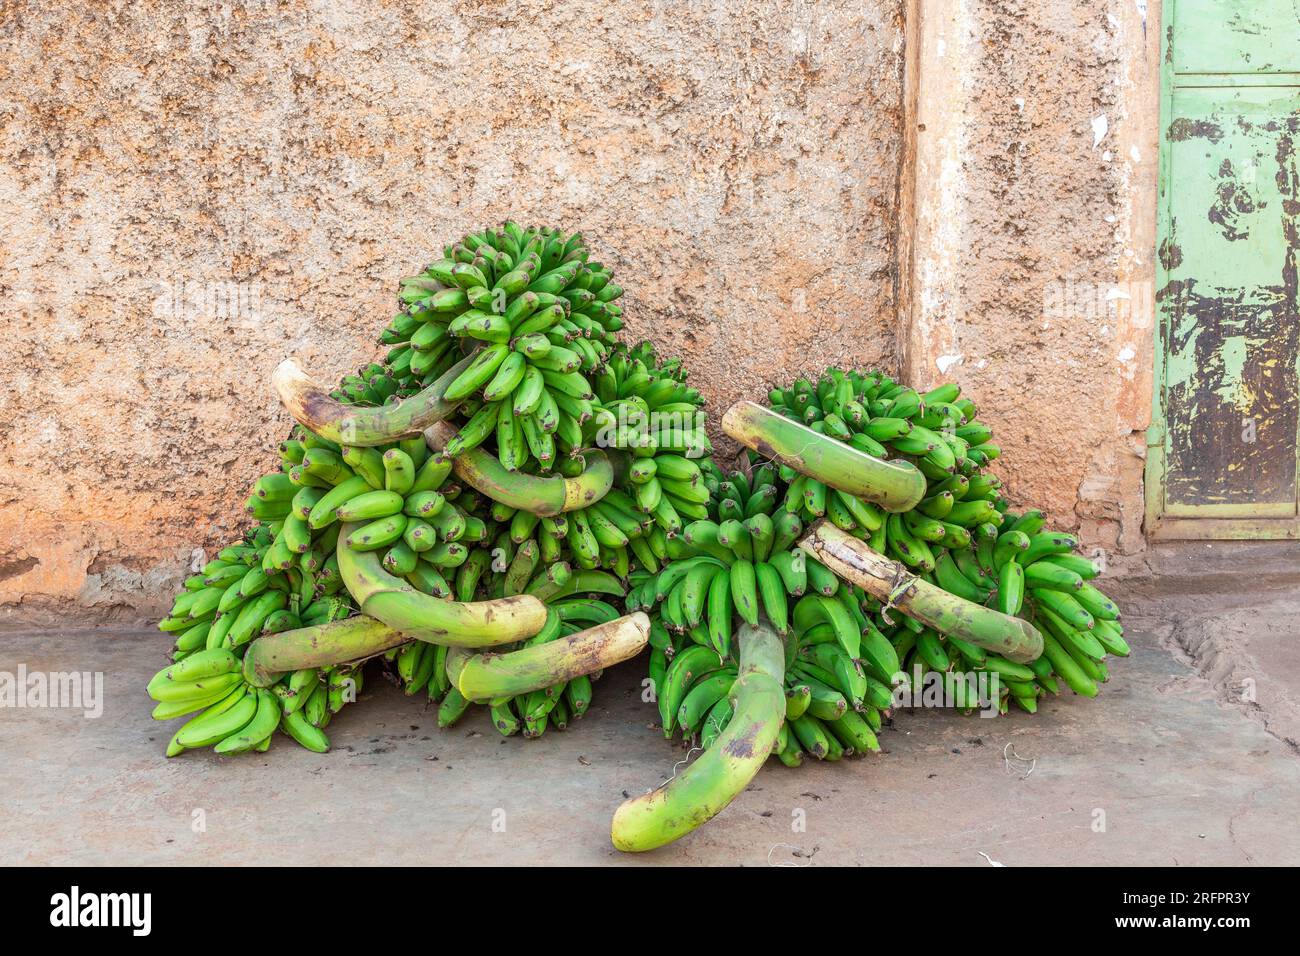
(1145, 0, 1300, 540)
(1144, 0, 1177, 539)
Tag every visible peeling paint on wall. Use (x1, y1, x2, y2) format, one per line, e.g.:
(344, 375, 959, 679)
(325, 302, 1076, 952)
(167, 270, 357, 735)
(1093, 114, 1110, 147)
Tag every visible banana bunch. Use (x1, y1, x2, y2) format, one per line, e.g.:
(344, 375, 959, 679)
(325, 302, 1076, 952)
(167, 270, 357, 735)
(766, 366, 1126, 715)
(396, 598, 616, 738)
(889, 507, 1129, 713)
(594, 340, 711, 507)
(330, 360, 412, 407)
(753, 367, 1003, 573)
(146, 648, 281, 755)
(769, 370, 1001, 523)
(269, 426, 518, 602)
(451, 338, 712, 586)
(146, 636, 364, 757)
(626, 461, 800, 646)
(625, 463, 893, 764)
(640, 597, 892, 767)
(160, 520, 353, 661)
(779, 575, 897, 765)
(484, 487, 660, 584)
(377, 224, 625, 472)
(150, 513, 370, 755)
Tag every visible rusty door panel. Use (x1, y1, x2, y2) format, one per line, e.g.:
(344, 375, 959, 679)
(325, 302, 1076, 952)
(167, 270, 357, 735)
(1161, 88, 1300, 512)
(1150, 0, 1300, 530)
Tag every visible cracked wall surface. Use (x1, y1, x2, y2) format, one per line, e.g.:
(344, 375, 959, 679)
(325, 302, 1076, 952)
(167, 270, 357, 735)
(0, 0, 906, 624)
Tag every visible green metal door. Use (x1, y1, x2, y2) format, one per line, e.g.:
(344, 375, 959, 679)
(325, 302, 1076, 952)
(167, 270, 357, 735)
(1148, 0, 1300, 538)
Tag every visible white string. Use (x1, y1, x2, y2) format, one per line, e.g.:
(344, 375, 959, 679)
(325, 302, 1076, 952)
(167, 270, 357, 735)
(644, 745, 703, 793)
(1003, 742, 1037, 779)
(880, 564, 915, 626)
(768, 843, 814, 867)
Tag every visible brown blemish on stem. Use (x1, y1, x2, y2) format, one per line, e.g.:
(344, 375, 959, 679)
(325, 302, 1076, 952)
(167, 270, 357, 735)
(723, 718, 759, 760)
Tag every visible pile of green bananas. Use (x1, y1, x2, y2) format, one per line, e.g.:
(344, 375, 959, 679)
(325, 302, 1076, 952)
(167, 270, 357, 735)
(377, 224, 625, 472)
(886, 509, 1129, 713)
(627, 366, 1129, 770)
(626, 463, 894, 766)
(146, 220, 1133, 856)
(149, 215, 711, 755)
(766, 367, 1128, 716)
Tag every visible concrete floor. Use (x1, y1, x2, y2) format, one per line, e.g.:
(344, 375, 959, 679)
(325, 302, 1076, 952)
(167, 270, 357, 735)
(2, 542, 1298, 866)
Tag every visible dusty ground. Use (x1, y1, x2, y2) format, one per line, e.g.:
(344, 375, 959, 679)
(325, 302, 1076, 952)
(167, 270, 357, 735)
(2, 542, 1296, 866)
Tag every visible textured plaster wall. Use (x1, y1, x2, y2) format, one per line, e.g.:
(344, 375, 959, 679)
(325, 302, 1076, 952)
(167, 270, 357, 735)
(902, 0, 1160, 557)
(0, 0, 906, 624)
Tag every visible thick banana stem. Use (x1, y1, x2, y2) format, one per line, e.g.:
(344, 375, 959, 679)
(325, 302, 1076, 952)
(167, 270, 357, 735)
(611, 620, 786, 853)
(526, 568, 626, 604)
(449, 446, 615, 516)
(337, 523, 548, 646)
(274, 354, 473, 445)
(422, 420, 458, 453)
(242, 615, 407, 687)
(457, 612, 650, 701)
(722, 400, 927, 512)
(799, 521, 1044, 663)
(444, 646, 474, 688)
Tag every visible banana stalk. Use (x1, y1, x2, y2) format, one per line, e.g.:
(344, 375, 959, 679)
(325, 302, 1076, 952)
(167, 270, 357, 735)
(611, 620, 786, 852)
(449, 446, 617, 516)
(242, 615, 406, 687)
(457, 612, 651, 701)
(722, 401, 926, 512)
(799, 521, 1044, 663)
(526, 569, 626, 604)
(337, 523, 548, 645)
(274, 354, 474, 445)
